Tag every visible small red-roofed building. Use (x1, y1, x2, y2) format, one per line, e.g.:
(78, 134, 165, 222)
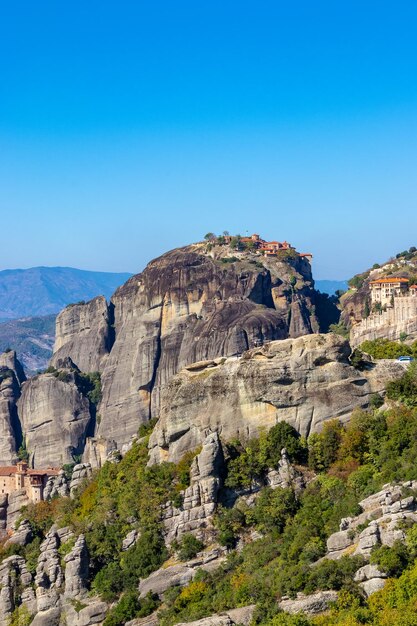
(369, 277, 409, 306)
(0, 461, 59, 503)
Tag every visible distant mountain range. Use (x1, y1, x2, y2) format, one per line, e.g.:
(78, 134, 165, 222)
(0, 315, 56, 374)
(315, 279, 348, 295)
(0, 266, 132, 373)
(0, 266, 132, 320)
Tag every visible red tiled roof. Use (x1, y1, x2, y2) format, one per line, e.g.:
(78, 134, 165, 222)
(28, 469, 60, 476)
(0, 466, 17, 476)
(0, 466, 60, 477)
(410, 285, 417, 289)
(370, 278, 409, 284)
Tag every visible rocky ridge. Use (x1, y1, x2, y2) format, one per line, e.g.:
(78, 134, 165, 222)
(149, 333, 404, 463)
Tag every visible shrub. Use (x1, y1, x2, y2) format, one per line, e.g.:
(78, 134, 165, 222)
(176, 533, 204, 561)
(370, 541, 410, 577)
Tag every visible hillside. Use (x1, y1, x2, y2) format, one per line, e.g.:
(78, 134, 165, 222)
(0, 315, 55, 373)
(3, 238, 415, 626)
(341, 247, 417, 328)
(1, 356, 417, 625)
(0, 266, 132, 320)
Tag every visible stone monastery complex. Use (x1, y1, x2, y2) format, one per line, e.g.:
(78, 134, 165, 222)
(220, 233, 313, 262)
(0, 461, 59, 503)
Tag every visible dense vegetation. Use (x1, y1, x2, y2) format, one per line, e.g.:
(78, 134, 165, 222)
(360, 338, 417, 360)
(4, 365, 417, 625)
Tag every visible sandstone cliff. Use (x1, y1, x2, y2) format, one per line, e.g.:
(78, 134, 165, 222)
(0, 351, 25, 465)
(51, 295, 113, 372)
(94, 245, 318, 448)
(18, 370, 92, 467)
(149, 333, 404, 463)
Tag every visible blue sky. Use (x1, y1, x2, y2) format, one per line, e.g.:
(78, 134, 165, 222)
(1, 1, 416, 279)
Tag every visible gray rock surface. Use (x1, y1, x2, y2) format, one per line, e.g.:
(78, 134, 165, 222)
(4, 518, 32, 547)
(0, 555, 35, 624)
(70, 463, 93, 496)
(139, 563, 195, 598)
(279, 590, 338, 615)
(64, 534, 89, 598)
(63, 599, 108, 626)
(0, 351, 24, 465)
(93, 245, 317, 450)
(0, 494, 7, 535)
(51, 296, 113, 373)
(18, 371, 92, 467)
(35, 525, 64, 612)
(43, 471, 70, 499)
(122, 528, 140, 551)
(6, 488, 30, 530)
(325, 478, 417, 599)
(149, 334, 404, 463)
(162, 432, 224, 543)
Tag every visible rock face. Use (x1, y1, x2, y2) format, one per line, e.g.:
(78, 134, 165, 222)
(149, 334, 404, 463)
(64, 534, 89, 598)
(174, 606, 256, 626)
(350, 296, 417, 346)
(279, 590, 338, 615)
(0, 350, 25, 465)
(0, 526, 103, 626)
(325, 480, 417, 595)
(162, 432, 224, 543)
(18, 371, 92, 467)
(52, 245, 318, 452)
(51, 296, 113, 373)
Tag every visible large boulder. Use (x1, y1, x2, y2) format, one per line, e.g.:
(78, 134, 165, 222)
(149, 334, 404, 463)
(18, 371, 92, 467)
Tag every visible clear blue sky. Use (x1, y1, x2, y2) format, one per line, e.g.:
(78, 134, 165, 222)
(1, 1, 416, 279)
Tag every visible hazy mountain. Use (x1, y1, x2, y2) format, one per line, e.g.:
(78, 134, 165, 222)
(315, 279, 348, 295)
(0, 315, 55, 374)
(0, 266, 132, 320)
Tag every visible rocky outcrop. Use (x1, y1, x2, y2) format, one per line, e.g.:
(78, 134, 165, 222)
(64, 534, 89, 598)
(4, 519, 33, 547)
(173, 606, 256, 626)
(6, 488, 30, 530)
(162, 432, 224, 543)
(81, 245, 318, 450)
(18, 371, 92, 467)
(279, 590, 338, 615)
(43, 471, 70, 499)
(324, 480, 417, 595)
(350, 296, 417, 346)
(149, 334, 404, 463)
(0, 526, 101, 626)
(51, 296, 113, 373)
(139, 563, 196, 598)
(0, 351, 25, 465)
(70, 463, 93, 496)
(139, 548, 226, 599)
(0, 555, 36, 624)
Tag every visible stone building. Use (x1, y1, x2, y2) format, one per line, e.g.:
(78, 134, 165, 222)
(369, 277, 409, 307)
(0, 461, 59, 503)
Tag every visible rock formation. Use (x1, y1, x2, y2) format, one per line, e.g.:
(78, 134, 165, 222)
(18, 370, 92, 467)
(325, 480, 417, 595)
(0, 350, 25, 465)
(350, 295, 417, 346)
(51, 296, 113, 372)
(162, 432, 224, 543)
(149, 333, 404, 463)
(49, 245, 318, 452)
